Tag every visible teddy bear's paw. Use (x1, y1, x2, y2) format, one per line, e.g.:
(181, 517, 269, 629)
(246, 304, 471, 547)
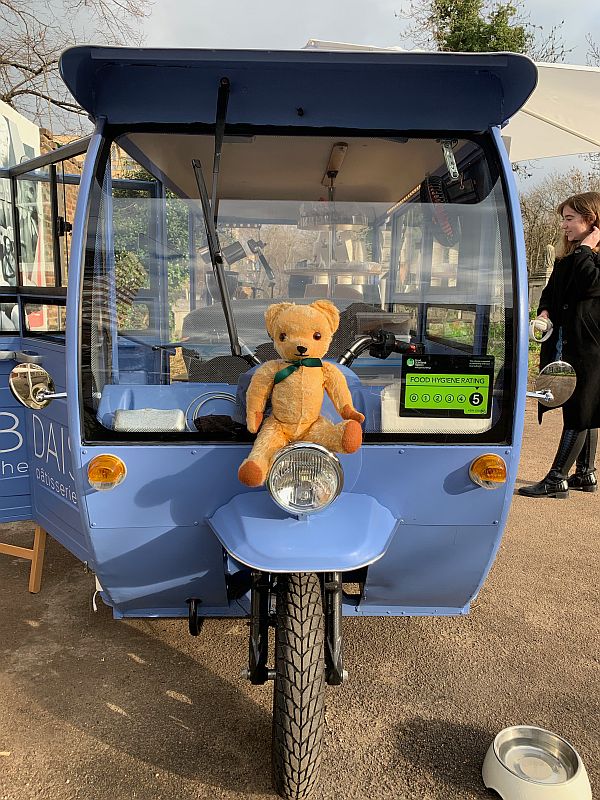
(341, 404, 365, 423)
(238, 459, 266, 487)
(341, 420, 363, 453)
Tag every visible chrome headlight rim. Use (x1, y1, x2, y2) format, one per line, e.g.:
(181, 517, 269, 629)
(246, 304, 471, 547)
(266, 442, 344, 515)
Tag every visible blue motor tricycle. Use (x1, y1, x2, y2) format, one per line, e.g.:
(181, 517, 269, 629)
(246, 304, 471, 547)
(0, 47, 575, 798)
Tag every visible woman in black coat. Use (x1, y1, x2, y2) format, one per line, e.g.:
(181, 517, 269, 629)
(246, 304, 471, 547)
(520, 191, 600, 498)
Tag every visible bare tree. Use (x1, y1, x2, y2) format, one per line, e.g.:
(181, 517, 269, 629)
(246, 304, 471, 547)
(586, 33, 600, 66)
(520, 168, 600, 280)
(583, 35, 600, 172)
(0, 0, 151, 132)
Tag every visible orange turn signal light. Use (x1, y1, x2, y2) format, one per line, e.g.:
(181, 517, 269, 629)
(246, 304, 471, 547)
(87, 454, 127, 491)
(469, 454, 507, 490)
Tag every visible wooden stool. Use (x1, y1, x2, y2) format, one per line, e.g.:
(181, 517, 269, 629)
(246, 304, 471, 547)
(0, 525, 47, 593)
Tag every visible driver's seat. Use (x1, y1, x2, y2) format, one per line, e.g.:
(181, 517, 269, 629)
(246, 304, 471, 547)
(185, 354, 253, 384)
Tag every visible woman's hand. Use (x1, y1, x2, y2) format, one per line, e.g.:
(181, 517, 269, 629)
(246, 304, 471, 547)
(581, 225, 600, 249)
(530, 313, 553, 342)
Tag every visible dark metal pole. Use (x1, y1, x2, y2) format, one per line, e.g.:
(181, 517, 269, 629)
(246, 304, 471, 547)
(211, 77, 230, 225)
(9, 176, 21, 288)
(49, 165, 63, 287)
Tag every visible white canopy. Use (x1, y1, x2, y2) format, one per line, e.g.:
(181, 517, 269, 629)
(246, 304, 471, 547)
(304, 41, 600, 162)
(502, 62, 600, 161)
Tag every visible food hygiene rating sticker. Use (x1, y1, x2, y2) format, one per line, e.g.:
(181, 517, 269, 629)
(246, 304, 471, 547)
(400, 354, 494, 418)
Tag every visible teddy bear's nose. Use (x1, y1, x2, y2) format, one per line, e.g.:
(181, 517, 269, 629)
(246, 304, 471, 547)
(296, 345, 308, 355)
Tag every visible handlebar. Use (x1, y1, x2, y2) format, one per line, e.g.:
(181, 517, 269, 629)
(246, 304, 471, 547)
(338, 330, 423, 366)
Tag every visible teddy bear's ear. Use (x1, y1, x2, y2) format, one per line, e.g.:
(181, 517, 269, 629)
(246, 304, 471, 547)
(265, 302, 294, 338)
(311, 300, 340, 333)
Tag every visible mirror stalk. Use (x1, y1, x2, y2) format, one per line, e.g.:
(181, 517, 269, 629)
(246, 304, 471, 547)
(526, 390, 554, 402)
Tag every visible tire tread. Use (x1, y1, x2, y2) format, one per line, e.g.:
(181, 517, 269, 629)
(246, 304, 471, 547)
(272, 573, 325, 800)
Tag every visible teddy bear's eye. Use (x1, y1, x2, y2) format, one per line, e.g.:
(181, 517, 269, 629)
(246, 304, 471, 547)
(279, 333, 286, 342)
(313, 332, 322, 340)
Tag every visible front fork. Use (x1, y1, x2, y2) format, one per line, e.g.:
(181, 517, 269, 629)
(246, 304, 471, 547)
(241, 570, 346, 685)
(246, 571, 273, 684)
(323, 572, 346, 685)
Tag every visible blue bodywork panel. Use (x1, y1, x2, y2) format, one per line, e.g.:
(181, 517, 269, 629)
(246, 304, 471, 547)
(208, 492, 399, 573)
(0, 335, 92, 560)
(74, 439, 518, 617)
(0, 340, 32, 522)
(59, 47, 537, 131)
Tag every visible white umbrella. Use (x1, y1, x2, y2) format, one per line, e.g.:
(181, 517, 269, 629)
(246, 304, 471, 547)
(304, 40, 600, 162)
(501, 62, 600, 161)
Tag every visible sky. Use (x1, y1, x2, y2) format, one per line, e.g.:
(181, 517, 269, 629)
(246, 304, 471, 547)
(140, 0, 600, 188)
(141, 0, 596, 64)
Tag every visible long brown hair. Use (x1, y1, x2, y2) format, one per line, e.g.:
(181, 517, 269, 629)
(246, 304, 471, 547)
(556, 191, 600, 258)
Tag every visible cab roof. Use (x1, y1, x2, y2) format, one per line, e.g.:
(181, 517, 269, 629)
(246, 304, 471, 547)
(59, 46, 537, 131)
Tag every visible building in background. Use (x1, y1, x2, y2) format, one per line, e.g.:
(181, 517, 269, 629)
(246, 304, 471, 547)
(0, 101, 40, 291)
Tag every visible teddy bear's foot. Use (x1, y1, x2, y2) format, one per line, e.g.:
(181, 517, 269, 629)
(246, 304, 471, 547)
(238, 459, 267, 487)
(341, 420, 362, 453)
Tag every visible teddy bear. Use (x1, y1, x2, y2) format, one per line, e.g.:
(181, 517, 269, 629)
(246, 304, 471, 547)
(238, 299, 365, 487)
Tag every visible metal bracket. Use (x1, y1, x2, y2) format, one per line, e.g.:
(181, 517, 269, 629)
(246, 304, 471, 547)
(33, 390, 67, 402)
(186, 597, 204, 636)
(245, 572, 272, 684)
(323, 571, 347, 685)
(440, 139, 459, 180)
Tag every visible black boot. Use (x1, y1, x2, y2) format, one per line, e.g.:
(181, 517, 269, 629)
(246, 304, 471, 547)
(568, 429, 598, 493)
(518, 468, 570, 498)
(519, 428, 586, 499)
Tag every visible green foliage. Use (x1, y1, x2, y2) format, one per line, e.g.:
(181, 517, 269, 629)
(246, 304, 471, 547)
(398, 0, 573, 61)
(114, 249, 148, 328)
(428, 0, 530, 53)
(112, 168, 193, 337)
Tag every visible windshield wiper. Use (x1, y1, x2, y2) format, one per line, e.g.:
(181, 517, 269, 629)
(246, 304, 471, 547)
(192, 77, 258, 364)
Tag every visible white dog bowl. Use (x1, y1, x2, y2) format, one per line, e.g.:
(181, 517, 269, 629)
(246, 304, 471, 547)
(482, 726, 591, 799)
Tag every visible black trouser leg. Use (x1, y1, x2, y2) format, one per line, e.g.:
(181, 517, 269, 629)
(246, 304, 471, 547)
(550, 428, 587, 477)
(575, 429, 597, 473)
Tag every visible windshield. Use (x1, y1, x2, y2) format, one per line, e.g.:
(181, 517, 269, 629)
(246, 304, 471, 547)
(80, 132, 513, 443)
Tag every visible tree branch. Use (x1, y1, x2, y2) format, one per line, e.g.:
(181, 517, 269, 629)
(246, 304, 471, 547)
(6, 88, 84, 113)
(0, 0, 151, 130)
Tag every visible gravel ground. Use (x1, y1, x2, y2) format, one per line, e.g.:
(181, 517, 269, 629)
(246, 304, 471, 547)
(0, 405, 598, 800)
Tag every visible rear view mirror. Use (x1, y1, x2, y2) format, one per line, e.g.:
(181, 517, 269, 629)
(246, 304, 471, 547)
(527, 360, 576, 408)
(8, 363, 66, 409)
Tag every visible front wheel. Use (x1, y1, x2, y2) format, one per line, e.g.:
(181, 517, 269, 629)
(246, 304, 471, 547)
(272, 573, 325, 799)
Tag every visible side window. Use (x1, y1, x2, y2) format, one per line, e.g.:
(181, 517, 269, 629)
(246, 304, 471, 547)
(426, 306, 476, 351)
(23, 302, 66, 334)
(12, 155, 83, 337)
(16, 169, 50, 288)
(111, 153, 155, 334)
(0, 176, 16, 289)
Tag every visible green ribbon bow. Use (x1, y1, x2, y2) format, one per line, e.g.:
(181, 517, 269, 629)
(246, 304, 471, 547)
(274, 357, 323, 385)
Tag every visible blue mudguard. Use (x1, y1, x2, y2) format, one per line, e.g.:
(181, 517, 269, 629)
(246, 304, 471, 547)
(208, 492, 399, 573)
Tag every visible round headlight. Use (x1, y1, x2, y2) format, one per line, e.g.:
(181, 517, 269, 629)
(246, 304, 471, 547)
(267, 443, 344, 515)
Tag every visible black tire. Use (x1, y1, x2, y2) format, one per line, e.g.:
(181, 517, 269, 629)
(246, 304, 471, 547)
(272, 573, 325, 800)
